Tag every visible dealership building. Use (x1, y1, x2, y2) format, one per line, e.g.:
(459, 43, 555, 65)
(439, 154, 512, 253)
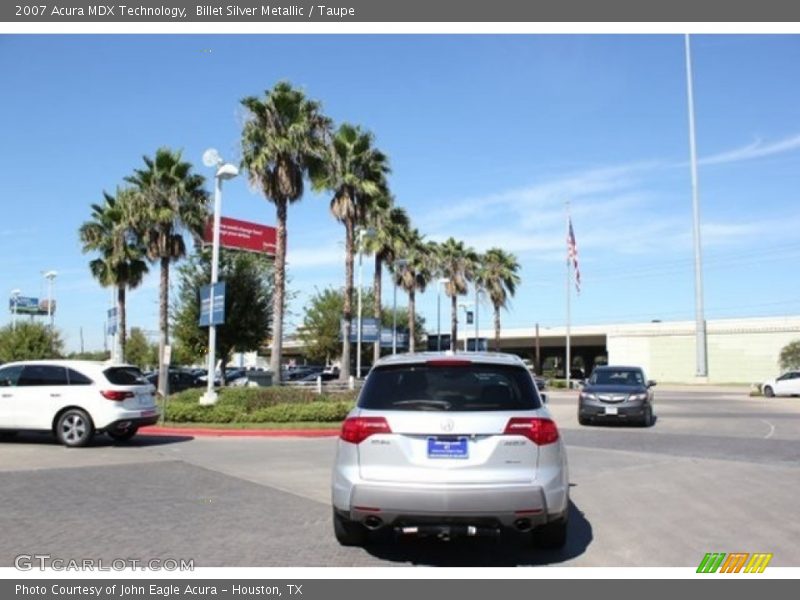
(272, 315, 799, 384)
(465, 315, 800, 384)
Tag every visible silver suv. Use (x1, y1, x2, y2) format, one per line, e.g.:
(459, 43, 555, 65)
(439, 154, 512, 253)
(331, 352, 569, 548)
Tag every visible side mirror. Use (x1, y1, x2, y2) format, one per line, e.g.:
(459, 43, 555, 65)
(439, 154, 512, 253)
(540, 393, 548, 404)
(648, 380, 657, 388)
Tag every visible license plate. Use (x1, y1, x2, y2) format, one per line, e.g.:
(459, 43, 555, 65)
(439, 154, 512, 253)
(604, 406, 618, 416)
(427, 436, 468, 459)
(140, 409, 157, 417)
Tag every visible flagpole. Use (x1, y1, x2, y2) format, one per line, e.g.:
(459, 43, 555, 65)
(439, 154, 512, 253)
(565, 201, 571, 391)
(684, 33, 708, 378)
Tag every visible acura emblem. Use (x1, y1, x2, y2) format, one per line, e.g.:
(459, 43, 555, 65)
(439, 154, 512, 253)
(440, 418, 455, 432)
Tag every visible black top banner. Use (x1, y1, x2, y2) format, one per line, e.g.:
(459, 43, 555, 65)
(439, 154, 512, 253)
(4, 0, 800, 22)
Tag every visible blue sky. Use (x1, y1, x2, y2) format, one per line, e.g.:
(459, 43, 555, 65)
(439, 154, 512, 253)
(1, 34, 799, 352)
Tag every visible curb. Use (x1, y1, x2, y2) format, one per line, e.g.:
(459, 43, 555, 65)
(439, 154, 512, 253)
(139, 426, 339, 438)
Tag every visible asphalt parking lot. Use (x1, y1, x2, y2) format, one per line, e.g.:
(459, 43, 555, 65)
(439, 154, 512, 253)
(1, 388, 798, 567)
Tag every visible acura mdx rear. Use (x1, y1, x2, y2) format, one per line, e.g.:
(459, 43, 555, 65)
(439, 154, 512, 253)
(331, 352, 569, 548)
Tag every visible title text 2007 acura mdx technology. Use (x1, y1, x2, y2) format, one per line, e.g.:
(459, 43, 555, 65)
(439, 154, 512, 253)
(0, 360, 159, 447)
(331, 352, 570, 548)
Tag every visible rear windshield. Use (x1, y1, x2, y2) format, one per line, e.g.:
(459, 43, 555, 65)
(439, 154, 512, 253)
(103, 367, 148, 385)
(358, 363, 541, 411)
(590, 369, 644, 386)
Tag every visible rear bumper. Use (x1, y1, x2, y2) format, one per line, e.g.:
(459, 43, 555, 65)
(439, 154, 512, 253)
(100, 411, 160, 432)
(345, 482, 555, 528)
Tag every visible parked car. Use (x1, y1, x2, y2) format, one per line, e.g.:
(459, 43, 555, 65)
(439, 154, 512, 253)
(196, 368, 248, 387)
(0, 360, 158, 447)
(578, 365, 655, 427)
(762, 371, 800, 397)
(297, 370, 339, 383)
(146, 368, 203, 394)
(331, 352, 569, 548)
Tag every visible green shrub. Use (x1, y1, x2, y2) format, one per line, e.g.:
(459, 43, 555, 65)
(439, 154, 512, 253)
(163, 386, 355, 424)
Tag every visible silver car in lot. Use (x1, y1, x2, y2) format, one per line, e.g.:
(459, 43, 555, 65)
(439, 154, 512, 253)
(331, 352, 570, 548)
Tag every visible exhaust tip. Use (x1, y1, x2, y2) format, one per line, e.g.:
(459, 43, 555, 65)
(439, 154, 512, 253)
(514, 518, 533, 532)
(363, 515, 384, 530)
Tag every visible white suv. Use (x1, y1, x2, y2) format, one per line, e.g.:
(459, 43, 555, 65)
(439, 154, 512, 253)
(0, 360, 159, 447)
(331, 352, 570, 548)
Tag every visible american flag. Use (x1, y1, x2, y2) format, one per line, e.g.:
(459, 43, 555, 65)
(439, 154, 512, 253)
(567, 217, 581, 294)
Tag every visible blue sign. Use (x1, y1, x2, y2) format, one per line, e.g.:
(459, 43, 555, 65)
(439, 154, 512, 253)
(10, 296, 47, 315)
(199, 282, 226, 327)
(380, 328, 409, 349)
(339, 318, 380, 343)
(107, 307, 118, 335)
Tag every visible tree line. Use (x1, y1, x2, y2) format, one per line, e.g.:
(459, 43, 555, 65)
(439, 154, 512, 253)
(77, 80, 522, 390)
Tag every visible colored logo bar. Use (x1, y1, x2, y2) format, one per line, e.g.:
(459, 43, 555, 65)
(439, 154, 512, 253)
(697, 553, 772, 573)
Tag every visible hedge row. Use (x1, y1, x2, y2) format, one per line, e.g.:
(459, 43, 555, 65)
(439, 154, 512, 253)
(163, 386, 357, 423)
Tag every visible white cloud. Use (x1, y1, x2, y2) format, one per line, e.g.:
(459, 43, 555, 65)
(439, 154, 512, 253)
(699, 133, 800, 166)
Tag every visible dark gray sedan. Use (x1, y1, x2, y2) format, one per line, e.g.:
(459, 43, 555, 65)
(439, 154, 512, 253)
(578, 366, 655, 427)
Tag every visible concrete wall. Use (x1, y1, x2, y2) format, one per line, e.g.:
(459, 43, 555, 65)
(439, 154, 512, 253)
(607, 316, 800, 384)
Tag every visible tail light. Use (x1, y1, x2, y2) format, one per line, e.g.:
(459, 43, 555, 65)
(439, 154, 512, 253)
(100, 390, 135, 401)
(340, 417, 392, 444)
(504, 417, 560, 445)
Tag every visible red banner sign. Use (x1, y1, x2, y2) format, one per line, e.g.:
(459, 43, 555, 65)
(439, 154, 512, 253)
(204, 216, 277, 256)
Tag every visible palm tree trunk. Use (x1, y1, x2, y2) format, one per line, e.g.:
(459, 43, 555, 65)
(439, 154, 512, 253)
(408, 288, 416, 353)
(341, 217, 354, 380)
(157, 254, 170, 398)
(117, 284, 126, 363)
(450, 293, 458, 352)
(494, 306, 501, 351)
(373, 255, 382, 364)
(270, 199, 288, 384)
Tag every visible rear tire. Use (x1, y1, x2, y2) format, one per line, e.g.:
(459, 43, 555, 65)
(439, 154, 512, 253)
(107, 427, 139, 442)
(55, 409, 94, 448)
(333, 510, 367, 547)
(532, 518, 568, 550)
(764, 386, 775, 398)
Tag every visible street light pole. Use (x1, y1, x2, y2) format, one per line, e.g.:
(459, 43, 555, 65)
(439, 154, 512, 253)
(356, 231, 364, 379)
(392, 258, 407, 355)
(43, 271, 57, 330)
(474, 285, 480, 352)
(684, 34, 708, 378)
(201, 149, 238, 406)
(459, 302, 473, 352)
(437, 278, 450, 352)
(10, 289, 21, 331)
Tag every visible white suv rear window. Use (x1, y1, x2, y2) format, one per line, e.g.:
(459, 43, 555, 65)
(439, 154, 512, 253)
(359, 363, 541, 411)
(103, 367, 148, 385)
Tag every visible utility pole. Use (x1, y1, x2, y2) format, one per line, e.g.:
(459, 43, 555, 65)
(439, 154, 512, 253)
(684, 34, 708, 378)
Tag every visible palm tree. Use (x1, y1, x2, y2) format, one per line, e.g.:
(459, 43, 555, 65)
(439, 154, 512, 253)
(125, 148, 209, 397)
(363, 196, 409, 362)
(312, 123, 389, 379)
(478, 248, 521, 351)
(241, 81, 331, 383)
(78, 188, 148, 362)
(394, 228, 433, 353)
(437, 237, 479, 351)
